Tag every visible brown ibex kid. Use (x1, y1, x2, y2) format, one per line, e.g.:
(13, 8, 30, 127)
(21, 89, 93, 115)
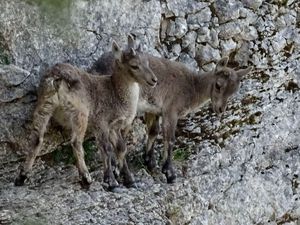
(15, 40, 157, 189)
(90, 36, 252, 184)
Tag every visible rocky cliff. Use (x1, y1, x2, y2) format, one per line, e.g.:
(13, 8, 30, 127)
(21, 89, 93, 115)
(0, 0, 299, 224)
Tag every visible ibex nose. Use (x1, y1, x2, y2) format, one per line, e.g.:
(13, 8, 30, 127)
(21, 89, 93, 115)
(152, 77, 158, 84)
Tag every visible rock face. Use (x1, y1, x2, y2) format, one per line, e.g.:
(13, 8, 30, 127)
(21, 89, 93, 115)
(0, 0, 299, 225)
(0, 0, 161, 162)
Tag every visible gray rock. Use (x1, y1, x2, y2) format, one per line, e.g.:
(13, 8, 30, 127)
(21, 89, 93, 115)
(239, 8, 258, 24)
(171, 44, 181, 56)
(174, 17, 188, 38)
(166, 20, 176, 37)
(186, 7, 212, 28)
(0, 65, 31, 103)
(0, 210, 11, 224)
(197, 27, 219, 48)
(271, 32, 287, 53)
(220, 39, 237, 56)
(196, 44, 221, 65)
(160, 19, 169, 40)
(241, 0, 263, 10)
(166, 0, 209, 17)
(196, 27, 211, 43)
(182, 31, 197, 49)
(214, 0, 243, 23)
(234, 41, 253, 66)
(178, 53, 199, 70)
(209, 29, 220, 48)
(182, 31, 197, 57)
(218, 21, 243, 39)
(1, 1, 300, 225)
(238, 26, 258, 41)
(0, 0, 161, 160)
(275, 10, 297, 29)
(201, 62, 216, 72)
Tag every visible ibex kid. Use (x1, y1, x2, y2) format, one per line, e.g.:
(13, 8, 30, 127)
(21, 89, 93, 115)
(15, 40, 157, 190)
(90, 36, 252, 184)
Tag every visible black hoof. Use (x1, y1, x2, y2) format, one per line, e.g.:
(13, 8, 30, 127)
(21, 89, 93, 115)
(166, 174, 176, 184)
(102, 182, 120, 192)
(162, 162, 176, 184)
(14, 174, 27, 186)
(123, 178, 137, 188)
(144, 154, 156, 173)
(103, 173, 119, 192)
(80, 177, 92, 189)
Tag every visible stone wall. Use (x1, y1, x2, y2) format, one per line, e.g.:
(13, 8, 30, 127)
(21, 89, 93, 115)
(0, 0, 299, 224)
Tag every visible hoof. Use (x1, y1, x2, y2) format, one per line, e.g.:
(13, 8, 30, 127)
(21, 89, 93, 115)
(144, 154, 156, 173)
(104, 174, 119, 191)
(80, 175, 92, 189)
(162, 163, 176, 184)
(166, 174, 176, 184)
(123, 178, 136, 189)
(102, 182, 120, 192)
(14, 174, 27, 186)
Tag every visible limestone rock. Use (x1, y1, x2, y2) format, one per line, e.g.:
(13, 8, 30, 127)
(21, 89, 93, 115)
(0, 0, 161, 161)
(238, 26, 258, 41)
(197, 27, 219, 48)
(186, 7, 212, 28)
(241, 0, 263, 10)
(1, 1, 300, 225)
(166, 0, 209, 17)
(220, 39, 237, 56)
(174, 17, 188, 38)
(196, 44, 221, 65)
(214, 0, 243, 23)
(171, 44, 181, 56)
(218, 21, 243, 39)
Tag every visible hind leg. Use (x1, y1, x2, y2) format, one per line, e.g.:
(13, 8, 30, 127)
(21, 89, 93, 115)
(161, 112, 178, 184)
(144, 113, 160, 172)
(15, 100, 55, 186)
(70, 112, 92, 188)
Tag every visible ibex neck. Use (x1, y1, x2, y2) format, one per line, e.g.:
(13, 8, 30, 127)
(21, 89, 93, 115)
(192, 72, 215, 102)
(111, 69, 139, 105)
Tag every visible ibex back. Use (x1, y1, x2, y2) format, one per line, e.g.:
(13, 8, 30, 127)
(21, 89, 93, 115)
(90, 36, 252, 184)
(15, 40, 157, 190)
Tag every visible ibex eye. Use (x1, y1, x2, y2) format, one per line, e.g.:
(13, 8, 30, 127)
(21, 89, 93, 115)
(131, 65, 139, 70)
(215, 82, 221, 91)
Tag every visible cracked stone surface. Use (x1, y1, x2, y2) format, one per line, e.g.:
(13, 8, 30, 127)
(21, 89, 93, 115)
(0, 0, 300, 224)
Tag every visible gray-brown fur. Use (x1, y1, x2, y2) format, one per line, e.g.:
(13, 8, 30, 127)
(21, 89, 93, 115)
(91, 36, 252, 183)
(14, 41, 157, 189)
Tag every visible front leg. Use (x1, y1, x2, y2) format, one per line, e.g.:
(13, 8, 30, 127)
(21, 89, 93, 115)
(161, 112, 178, 183)
(96, 132, 119, 191)
(110, 129, 135, 188)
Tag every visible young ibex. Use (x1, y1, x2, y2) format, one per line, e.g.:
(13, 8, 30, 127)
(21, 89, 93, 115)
(90, 36, 252, 184)
(14, 40, 157, 189)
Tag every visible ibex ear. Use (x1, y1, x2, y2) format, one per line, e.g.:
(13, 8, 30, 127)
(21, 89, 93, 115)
(127, 34, 135, 50)
(112, 40, 122, 62)
(136, 43, 142, 52)
(129, 48, 136, 57)
(216, 57, 229, 71)
(236, 66, 253, 79)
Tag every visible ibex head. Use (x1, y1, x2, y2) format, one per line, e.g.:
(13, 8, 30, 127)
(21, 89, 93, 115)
(211, 57, 252, 115)
(112, 40, 157, 87)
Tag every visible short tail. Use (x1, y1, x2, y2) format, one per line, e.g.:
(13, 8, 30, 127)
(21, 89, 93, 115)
(46, 63, 81, 90)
